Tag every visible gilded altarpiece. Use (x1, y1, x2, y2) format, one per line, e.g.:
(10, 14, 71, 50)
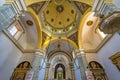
(89, 61, 108, 80)
(109, 52, 120, 71)
(10, 61, 31, 80)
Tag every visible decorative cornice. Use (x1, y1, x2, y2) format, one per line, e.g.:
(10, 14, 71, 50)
(34, 49, 44, 56)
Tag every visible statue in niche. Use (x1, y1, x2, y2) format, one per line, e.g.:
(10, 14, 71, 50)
(23, 62, 29, 68)
(91, 62, 97, 68)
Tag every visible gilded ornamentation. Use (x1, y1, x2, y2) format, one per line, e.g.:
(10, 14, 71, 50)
(30, 2, 46, 14)
(89, 61, 108, 80)
(10, 61, 31, 80)
(109, 51, 120, 71)
(68, 32, 78, 45)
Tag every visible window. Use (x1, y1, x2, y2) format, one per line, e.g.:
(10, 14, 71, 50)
(8, 25, 18, 36)
(7, 21, 24, 40)
(97, 29, 107, 38)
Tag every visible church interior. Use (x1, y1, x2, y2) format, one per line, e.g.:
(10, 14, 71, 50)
(0, 0, 120, 80)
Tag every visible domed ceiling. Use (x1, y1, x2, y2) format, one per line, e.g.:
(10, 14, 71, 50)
(30, 0, 90, 47)
(40, 0, 79, 37)
(30, 0, 90, 37)
(43, 0, 77, 29)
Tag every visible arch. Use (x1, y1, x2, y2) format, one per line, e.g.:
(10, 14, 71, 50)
(89, 61, 108, 80)
(47, 51, 72, 79)
(25, 0, 116, 7)
(24, 0, 94, 6)
(48, 50, 73, 62)
(27, 7, 42, 49)
(10, 61, 31, 80)
(78, 8, 91, 48)
(54, 63, 65, 79)
(42, 37, 79, 50)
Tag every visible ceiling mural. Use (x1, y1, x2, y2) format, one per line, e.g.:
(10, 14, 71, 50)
(68, 31, 78, 45)
(74, 1, 90, 14)
(30, 1, 46, 14)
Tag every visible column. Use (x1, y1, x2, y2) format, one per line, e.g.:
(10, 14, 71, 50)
(76, 49, 94, 80)
(69, 63, 75, 80)
(25, 49, 44, 80)
(44, 63, 50, 80)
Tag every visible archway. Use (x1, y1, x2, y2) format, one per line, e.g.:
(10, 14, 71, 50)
(54, 63, 65, 80)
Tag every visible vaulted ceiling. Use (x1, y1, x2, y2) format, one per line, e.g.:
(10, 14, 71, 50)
(19, 0, 112, 53)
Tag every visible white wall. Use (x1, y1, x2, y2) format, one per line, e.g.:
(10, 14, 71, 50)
(86, 53, 101, 64)
(18, 31, 28, 49)
(18, 53, 34, 65)
(0, 32, 23, 80)
(97, 33, 120, 80)
(0, 32, 36, 80)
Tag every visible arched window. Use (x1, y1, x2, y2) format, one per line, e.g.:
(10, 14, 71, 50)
(54, 63, 65, 80)
(89, 61, 108, 80)
(10, 61, 31, 80)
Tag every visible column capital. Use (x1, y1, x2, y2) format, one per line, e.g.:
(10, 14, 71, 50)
(75, 48, 84, 52)
(34, 49, 44, 56)
(76, 49, 85, 56)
